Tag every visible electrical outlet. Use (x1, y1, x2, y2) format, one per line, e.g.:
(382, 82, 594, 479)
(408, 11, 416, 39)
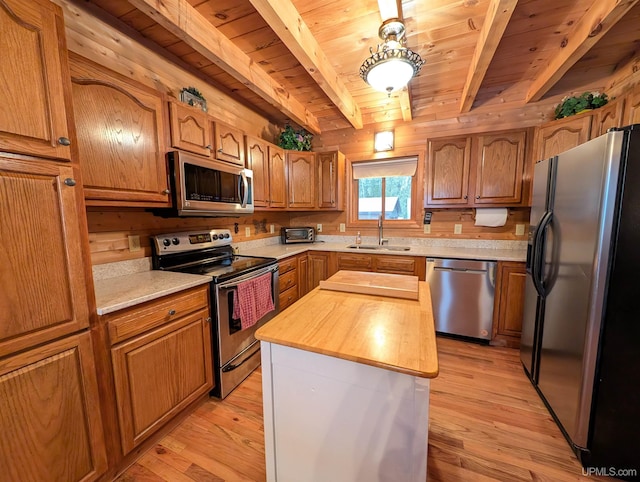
(316, 223, 322, 233)
(454, 224, 462, 234)
(423, 225, 431, 234)
(516, 224, 525, 236)
(128, 235, 140, 252)
(245, 226, 251, 237)
(339, 223, 346, 233)
(270, 224, 275, 234)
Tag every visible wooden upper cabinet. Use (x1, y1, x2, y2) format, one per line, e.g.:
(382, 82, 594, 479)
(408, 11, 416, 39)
(591, 99, 625, 138)
(268, 144, 287, 208)
(246, 135, 269, 207)
(0, 156, 90, 358)
(213, 120, 245, 166)
(534, 114, 591, 161)
(0, 0, 73, 161)
(426, 130, 528, 207)
(623, 88, 640, 125)
(317, 151, 345, 210)
(426, 137, 471, 205)
(168, 101, 212, 157)
(287, 151, 316, 209)
(0, 332, 107, 482)
(69, 54, 170, 207)
(474, 131, 526, 205)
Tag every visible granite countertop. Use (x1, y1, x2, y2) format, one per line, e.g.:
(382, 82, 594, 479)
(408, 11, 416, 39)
(256, 279, 438, 378)
(94, 271, 212, 315)
(240, 241, 527, 262)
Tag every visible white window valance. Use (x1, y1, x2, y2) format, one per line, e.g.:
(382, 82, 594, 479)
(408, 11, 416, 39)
(352, 156, 418, 179)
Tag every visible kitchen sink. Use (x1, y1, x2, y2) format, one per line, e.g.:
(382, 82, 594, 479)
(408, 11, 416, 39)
(346, 244, 411, 251)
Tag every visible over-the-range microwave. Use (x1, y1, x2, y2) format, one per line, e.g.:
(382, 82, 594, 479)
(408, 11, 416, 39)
(158, 151, 254, 217)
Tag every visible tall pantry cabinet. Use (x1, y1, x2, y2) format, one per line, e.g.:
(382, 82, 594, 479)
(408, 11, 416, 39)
(0, 1, 107, 481)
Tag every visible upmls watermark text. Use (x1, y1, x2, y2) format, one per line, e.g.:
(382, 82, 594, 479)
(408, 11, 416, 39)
(582, 467, 638, 477)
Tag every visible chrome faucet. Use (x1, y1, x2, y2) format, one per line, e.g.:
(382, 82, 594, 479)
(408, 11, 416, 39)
(378, 214, 388, 245)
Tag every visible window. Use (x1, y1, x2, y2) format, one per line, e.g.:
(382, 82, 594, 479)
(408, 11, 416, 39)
(352, 156, 418, 222)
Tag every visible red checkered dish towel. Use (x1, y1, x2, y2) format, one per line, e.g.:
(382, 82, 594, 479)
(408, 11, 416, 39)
(232, 272, 275, 330)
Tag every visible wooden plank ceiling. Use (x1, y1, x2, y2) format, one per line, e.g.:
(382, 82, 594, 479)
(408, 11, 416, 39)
(81, 0, 640, 134)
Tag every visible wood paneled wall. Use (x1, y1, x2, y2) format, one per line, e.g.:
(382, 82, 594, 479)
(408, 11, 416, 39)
(52, 0, 279, 141)
(290, 208, 531, 242)
(87, 209, 291, 265)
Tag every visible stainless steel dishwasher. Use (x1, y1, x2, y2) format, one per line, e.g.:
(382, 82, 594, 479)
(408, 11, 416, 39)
(425, 258, 496, 340)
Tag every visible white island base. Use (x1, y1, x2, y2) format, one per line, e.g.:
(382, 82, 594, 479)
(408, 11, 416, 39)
(260, 342, 430, 482)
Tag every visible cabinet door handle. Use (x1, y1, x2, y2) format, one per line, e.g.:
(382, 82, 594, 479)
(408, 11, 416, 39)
(64, 178, 76, 187)
(476, 196, 480, 199)
(168, 309, 176, 316)
(162, 188, 171, 194)
(206, 145, 212, 149)
(218, 148, 223, 153)
(464, 195, 468, 199)
(205, 317, 212, 323)
(57, 136, 71, 146)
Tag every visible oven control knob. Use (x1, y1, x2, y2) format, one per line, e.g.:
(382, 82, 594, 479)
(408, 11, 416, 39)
(162, 238, 171, 247)
(172, 238, 180, 245)
(224, 233, 230, 239)
(212, 234, 218, 240)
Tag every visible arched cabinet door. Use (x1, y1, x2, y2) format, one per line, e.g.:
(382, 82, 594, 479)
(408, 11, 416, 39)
(69, 54, 170, 207)
(0, 0, 73, 161)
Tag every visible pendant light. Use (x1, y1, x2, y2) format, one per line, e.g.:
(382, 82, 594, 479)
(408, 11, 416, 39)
(359, 18, 425, 95)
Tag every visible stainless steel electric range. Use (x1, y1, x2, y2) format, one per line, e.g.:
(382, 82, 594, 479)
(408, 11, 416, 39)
(151, 229, 279, 398)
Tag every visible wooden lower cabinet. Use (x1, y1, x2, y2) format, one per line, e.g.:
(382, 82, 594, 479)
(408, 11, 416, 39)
(308, 251, 336, 290)
(336, 252, 426, 280)
(0, 332, 107, 482)
(107, 287, 213, 455)
(491, 261, 526, 348)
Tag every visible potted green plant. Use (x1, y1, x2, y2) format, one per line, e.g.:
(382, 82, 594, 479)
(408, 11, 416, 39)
(278, 125, 313, 151)
(180, 86, 207, 112)
(554, 92, 608, 120)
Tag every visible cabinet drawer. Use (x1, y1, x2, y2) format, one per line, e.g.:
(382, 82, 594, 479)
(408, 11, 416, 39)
(375, 256, 416, 274)
(279, 269, 297, 293)
(337, 253, 373, 270)
(106, 285, 209, 345)
(279, 285, 299, 311)
(279, 256, 298, 274)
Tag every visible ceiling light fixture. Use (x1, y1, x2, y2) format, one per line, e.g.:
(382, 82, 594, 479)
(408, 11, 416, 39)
(359, 18, 425, 96)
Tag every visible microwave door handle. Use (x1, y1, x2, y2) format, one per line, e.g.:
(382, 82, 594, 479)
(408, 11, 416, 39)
(240, 172, 249, 208)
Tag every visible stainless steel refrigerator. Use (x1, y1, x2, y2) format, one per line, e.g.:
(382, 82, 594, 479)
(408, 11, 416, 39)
(520, 125, 640, 476)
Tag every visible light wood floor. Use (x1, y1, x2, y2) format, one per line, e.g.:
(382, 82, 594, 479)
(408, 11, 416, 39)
(117, 337, 613, 481)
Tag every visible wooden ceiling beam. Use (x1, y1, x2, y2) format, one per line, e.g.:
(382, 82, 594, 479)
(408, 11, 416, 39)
(460, 0, 518, 113)
(249, 0, 363, 130)
(126, 0, 321, 134)
(399, 87, 413, 122)
(526, 0, 639, 103)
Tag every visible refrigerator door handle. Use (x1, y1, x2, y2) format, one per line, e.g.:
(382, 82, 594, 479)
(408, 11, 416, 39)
(532, 211, 553, 298)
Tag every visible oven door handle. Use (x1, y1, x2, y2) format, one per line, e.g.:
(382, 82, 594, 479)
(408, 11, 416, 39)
(158, 254, 229, 271)
(217, 264, 278, 289)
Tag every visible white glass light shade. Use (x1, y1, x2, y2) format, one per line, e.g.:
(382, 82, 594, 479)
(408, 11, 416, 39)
(360, 18, 425, 95)
(365, 58, 415, 94)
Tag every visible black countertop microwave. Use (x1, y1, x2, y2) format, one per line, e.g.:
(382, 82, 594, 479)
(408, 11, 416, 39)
(281, 227, 315, 244)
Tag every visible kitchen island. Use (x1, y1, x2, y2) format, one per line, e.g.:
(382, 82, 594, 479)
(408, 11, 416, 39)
(255, 273, 438, 482)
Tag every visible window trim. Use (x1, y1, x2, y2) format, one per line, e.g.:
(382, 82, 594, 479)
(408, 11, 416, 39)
(347, 148, 425, 229)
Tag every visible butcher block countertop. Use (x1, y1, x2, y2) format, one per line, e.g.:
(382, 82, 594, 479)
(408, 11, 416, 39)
(255, 274, 438, 378)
